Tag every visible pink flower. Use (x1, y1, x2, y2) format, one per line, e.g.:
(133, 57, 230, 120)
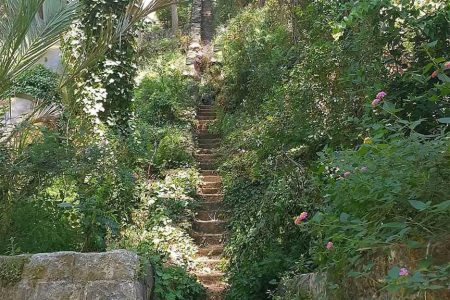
(399, 267, 409, 276)
(326, 241, 333, 250)
(444, 61, 450, 70)
(360, 166, 368, 172)
(343, 171, 351, 178)
(431, 70, 439, 78)
(376, 91, 387, 99)
(371, 98, 381, 107)
(294, 212, 308, 224)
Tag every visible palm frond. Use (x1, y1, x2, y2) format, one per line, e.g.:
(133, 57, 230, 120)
(0, 0, 80, 96)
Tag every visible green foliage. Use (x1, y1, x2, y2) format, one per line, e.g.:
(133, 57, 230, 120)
(154, 128, 194, 170)
(214, 0, 450, 298)
(1, 65, 60, 102)
(307, 134, 450, 298)
(135, 55, 194, 126)
(157, 1, 193, 30)
(112, 168, 204, 299)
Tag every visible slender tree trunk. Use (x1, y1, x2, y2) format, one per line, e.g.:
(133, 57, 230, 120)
(171, 2, 178, 36)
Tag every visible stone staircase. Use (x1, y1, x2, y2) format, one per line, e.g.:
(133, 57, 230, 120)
(192, 104, 227, 299)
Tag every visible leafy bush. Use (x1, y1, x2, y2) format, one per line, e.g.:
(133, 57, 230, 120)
(213, 0, 450, 299)
(304, 133, 450, 298)
(1, 64, 60, 102)
(154, 128, 194, 170)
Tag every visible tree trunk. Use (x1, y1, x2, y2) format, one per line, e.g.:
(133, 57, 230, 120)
(171, 2, 179, 36)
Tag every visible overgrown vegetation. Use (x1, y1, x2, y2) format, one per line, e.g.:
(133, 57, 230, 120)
(0, 1, 202, 299)
(213, 0, 450, 299)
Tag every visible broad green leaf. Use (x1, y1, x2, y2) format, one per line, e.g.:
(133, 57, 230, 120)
(408, 200, 429, 211)
(433, 200, 450, 211)
(387, 266, 400, 279)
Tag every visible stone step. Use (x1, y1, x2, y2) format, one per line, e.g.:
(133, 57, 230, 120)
(192, 231, 224, 245)
(195, 271, 225, 285)
(201, 175, 222, 183)
(199, 193, 223, 202)
(198, 138, 220, 144)
(195, 153, 218, 161)
(199, 105, 214, 110)
(204, 283, 228, 300)
(199, 187, 221, 194)
(200, 170, 218, 176)
(201, 182, 222, 190)
(196, 148, 217, 155)
(197, 245, 224, 257)
(198, 143, 220, 150)
(196, 133, 220, 139)
(197, 115, 217, 121)
(197, 111, 216, 117)
(195, 257, 222, 271)
(199, 201, 223, 211)
(196, 210, 224, 221)
(199, 162, 216, 170)
(194, 219, 226, 234)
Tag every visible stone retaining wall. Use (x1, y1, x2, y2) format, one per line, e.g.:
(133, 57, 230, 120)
(0, 250, 153, 300)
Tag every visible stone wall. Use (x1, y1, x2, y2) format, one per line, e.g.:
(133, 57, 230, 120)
(0, 250, 153, 300)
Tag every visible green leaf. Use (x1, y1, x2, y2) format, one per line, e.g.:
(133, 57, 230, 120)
(381, 222, 406, 229)
(387, 266, 400, 279)
(408, 200, 429, 211)
(433, 200, 450, 211)
(339, 212, 350, 222)
(437, 73, 450, 83)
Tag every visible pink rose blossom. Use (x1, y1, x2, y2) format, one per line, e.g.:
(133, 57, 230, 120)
(444, 61, 450, 70)
(431, 70, 439, 78)
(343, 171, 351, 178)
(376, 91, 387, 99)
(371, 98, 381, 107)
(399, 267, 409, 276)
(326, 241, 333, 250)
(294, 216, 302, 225)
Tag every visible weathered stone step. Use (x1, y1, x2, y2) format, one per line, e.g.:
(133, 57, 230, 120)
(195, 271, 225, 285)
(197, 111, 216, 116)
(199, 193, 223, 202)
(197, 245, 224, 257)
(198, 144, 220, 150)
(196, 148, 217, 155)
(192, 232, 224, 245)
(199, 201, 223, 211)
(201, 175, 222, 183)
(194, 219, 226, 234)
(196, 210, 224, 221)
(199, 162, 216, 170)
(199, 105, 214, 110)
(197, 132, 219, 139)
(198, 138, 220, 144)
(201, 182, 222, 190)
(195, 256, 222, 269)
(197, 115, 217, 121)
(200, 170, 218, 176)
(204, 283, 227, 300)
(199, 187, 221, 194)
(195, 153, 217, 160)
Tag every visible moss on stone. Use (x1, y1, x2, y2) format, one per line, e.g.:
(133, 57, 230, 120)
(0, 255, 30, 285)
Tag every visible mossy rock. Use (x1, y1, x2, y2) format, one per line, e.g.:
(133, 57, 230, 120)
(0, 255, 31, 286)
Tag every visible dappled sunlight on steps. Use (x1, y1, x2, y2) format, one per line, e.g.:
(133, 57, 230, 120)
(190, 104, 228, 300)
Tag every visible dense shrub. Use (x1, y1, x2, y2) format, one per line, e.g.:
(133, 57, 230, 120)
(213, 0, 450, 299)
(1, 65, 60, 102)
